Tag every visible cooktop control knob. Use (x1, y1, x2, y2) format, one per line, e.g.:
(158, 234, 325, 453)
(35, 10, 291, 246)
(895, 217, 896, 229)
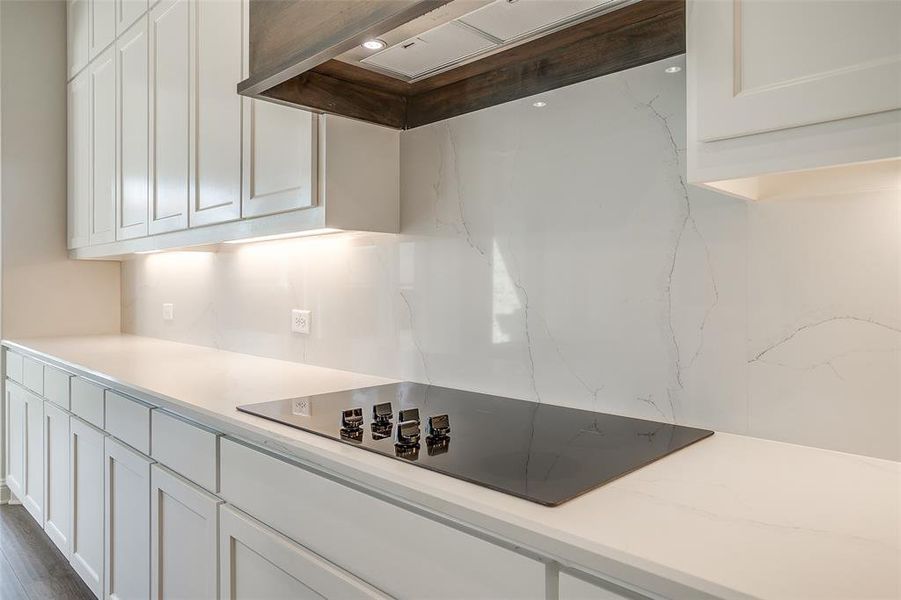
(398, 408, 420, 424)
(340, 408, 363, 431)
(395, 420, 421, 448)
(427, 414, 450, 438)
(372, 402, 393, 425)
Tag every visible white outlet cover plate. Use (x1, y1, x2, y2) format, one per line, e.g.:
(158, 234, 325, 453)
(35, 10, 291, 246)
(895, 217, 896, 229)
(163, 303, 174, 321)
(292, 309, 311, 334)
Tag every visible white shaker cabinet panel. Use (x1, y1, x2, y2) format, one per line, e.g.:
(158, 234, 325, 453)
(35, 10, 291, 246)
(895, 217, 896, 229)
(44, 402, 72, 558)
(6, 384, 26, 503)
(691, 0, 901, 142)
(191, 0, 243, 227)
(91, 0, 117, 60)
(22, 389, 45, 526)
(559, 571, 645, 600)
(242, 101, 317, 218)
(90, 45, 117, 246)
(104, 438, 152, 600)
(148, 0, 191, 235)
(150, 465, 221, 600)
(116, 0, 148, 36)
(70, 417, 105, 599)
(68, 70, 92, 250)
(68, 0, 91, 79)
(219, 505, 387, 600)
(116, 16, 150, 241)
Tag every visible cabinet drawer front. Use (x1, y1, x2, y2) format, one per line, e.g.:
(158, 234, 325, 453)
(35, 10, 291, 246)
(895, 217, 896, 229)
(23, 357, 44, 395)
(105, 390, 152, 455)
(151, 410, 219, 492)
(71, 378, 105, 429)
(44, 366, 73, 410)
(220, 438, 545, 600)
(6, 350, 24, 383)
(220, 505, 387, 600)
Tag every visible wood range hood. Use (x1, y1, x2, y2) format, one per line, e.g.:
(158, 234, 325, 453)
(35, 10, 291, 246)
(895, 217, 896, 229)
(237, 0, 685, 130)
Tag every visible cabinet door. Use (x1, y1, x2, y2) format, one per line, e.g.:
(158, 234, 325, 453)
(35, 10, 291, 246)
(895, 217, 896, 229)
(91, 0, 117, 60)
(91, 45, 117, 245)
(148, 0, 191, 235)
(22, 389, 44, 526)
(242, 101, 317, 218)
(150, 464, 220, 600)
(70, 417, 105, 599)
(44, 402, 71, 558)
(105, 438, 152, 600)
(116, 0, 148, 36)
(219, 505, 386, 600)
(68, 0, 91, 79)
(692, 0, 901, 141)
(116, 16, 150, 240)
(6, 385, 26, 502)
(191, 0, 242, 227)
(68, 70, 92, 250)
(559, 572, 645, 600)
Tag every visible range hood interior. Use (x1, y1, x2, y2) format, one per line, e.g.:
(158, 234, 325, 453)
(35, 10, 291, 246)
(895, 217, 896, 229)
(238, 0, 685, 130)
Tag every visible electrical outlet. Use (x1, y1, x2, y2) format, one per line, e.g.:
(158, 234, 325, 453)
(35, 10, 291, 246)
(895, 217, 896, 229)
(163, 303, 174, 321)
(292, 397, 311, 417)
(291, 309, 311, 334)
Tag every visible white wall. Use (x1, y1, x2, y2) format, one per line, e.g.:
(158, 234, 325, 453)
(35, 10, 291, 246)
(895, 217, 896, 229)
(121, 55, 901, 461)
(0, 0, 121, 502)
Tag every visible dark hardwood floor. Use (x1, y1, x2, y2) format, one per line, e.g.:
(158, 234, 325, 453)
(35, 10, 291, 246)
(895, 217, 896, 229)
(0, 503, 95, 600)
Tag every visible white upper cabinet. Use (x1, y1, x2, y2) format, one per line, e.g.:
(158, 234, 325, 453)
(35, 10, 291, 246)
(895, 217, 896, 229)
(242, 101, 316, 218)
(191, 0, 243, 227)
(116, 0, 148, 36)
(91, 0, 117, 60)
(687, 0, 901, 198)
(148, 0, 191, 235)
(68, 0, 91, 79)
(90, 45, 117, 246)
(68, 70, 92, 250)
(116, 16, 149, 240)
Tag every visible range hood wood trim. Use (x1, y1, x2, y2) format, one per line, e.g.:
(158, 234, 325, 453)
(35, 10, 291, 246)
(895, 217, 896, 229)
(241, 0, 685, 130)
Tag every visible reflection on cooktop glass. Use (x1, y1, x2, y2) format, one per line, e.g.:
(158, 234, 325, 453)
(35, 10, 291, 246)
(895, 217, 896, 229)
(237, 382, 713, 506)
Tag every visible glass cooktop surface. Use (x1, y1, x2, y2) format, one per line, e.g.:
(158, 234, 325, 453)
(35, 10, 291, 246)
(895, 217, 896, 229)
(237, 382, 713, 506)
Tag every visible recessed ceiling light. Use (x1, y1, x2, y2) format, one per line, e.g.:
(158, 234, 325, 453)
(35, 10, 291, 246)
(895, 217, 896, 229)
(362, 39, 386, 51)
(532, 101, 547, 108)
(664, 66, 682, 74)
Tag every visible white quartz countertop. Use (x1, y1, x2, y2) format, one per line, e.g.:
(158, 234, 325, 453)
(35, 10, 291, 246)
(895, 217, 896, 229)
(4, 335, 899, 600)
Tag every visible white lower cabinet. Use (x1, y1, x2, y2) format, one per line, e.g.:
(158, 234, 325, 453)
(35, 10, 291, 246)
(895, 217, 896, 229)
(22, 388, 45, 525)
(559, 571, 644, 600)
(219, 505, 387, 600)
(5, 383, 26, 502)
(44, 401, 71, 557)
(150, 464, 221, 599)
(105, 437, 152, 600)
(71, 416, 106, 599)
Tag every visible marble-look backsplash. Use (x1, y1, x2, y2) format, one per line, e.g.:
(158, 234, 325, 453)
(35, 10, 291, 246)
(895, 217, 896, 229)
(122, 56, 901, 461)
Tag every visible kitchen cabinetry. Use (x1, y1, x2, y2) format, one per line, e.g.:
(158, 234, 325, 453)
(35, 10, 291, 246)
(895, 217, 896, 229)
(116, 16, 149, 240)
(21, 388, 45, 525)
(219, 505, 386, 600)
(70, 416, 106, 598)
(68, 70, 92, 250)
(90, 0, 116, 60)
(68, 0, 91, 78)
(44, 401, 72, 557)
(148, 0, 191, 235)
(116, 0, 147, 36)
(687, 0, 901, 199)
(559, 571, 642, 600)
(150, 464, 220, 599)
(5, 384, 26, 504)
(105, 437, 152, 600)
(191, 0, 243, 227)
(90, 45, 117, 245)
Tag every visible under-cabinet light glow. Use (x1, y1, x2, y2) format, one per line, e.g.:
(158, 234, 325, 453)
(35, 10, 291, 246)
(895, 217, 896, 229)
(223, 228, 342, 245)
(532, 101, 547, 108)
(664, 66, 682, 74)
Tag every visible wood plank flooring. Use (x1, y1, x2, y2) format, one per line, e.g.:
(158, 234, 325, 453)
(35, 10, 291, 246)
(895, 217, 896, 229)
(0, 503, 95, 600)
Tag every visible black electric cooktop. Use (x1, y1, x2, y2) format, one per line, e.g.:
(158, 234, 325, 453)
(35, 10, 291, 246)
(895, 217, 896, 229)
(238, 382, 713, 506)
